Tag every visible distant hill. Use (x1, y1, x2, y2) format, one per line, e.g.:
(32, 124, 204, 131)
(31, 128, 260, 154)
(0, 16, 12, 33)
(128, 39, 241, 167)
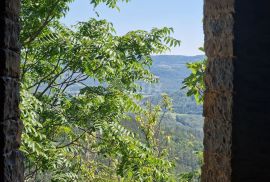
(151, 55, 205, 93)
(140, 55, 204, 115)
(152, 55, 205, 65)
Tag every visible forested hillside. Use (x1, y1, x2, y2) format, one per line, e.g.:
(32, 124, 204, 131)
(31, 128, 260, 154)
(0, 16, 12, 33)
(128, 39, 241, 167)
(140, 55, 205, 178)
(151, 55, 205, 93)
(140, 55, 204, 113)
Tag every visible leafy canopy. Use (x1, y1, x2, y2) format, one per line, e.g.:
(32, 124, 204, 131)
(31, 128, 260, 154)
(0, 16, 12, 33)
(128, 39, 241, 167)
(20, 0, 181, 181)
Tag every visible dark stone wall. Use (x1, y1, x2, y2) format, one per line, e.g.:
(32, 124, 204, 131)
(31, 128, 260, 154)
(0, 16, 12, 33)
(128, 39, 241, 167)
(0, 0, 23, 181)
(203, 0, 270, 181)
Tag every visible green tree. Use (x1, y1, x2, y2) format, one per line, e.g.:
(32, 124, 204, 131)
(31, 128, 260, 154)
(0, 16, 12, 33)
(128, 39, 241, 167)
(20, 0, 181, 181)
(182, 48, 206, 104)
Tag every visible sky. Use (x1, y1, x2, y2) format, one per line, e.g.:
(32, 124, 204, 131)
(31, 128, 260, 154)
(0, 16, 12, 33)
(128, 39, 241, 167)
(61, 0, 204, 56)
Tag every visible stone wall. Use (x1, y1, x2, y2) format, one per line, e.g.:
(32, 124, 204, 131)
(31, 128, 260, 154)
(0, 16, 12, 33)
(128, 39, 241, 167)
(0, 0, 23, 181)
(203, 0, 270, 181)
(202, 0, 235, 181)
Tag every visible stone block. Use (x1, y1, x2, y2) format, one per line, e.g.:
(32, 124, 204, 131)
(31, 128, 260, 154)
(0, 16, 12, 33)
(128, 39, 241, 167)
(0, 77, 20, 121)
(204, 36, 234, 58)
(3, 150, 24, 182)
(1, 119, 23, 154)
(0, 17, 20, 52)
(0, 0, 21, 20)
(0, 49, 20, 78)
(203, 90, 233, 121)
(204, 0, 234, 16)
(205, 58, 234, 91)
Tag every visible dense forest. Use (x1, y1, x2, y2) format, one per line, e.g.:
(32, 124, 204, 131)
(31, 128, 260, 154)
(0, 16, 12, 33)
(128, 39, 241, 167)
(20, 0, 206, 181)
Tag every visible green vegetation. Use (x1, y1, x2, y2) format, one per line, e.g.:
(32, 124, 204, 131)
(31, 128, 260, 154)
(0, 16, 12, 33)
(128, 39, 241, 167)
(20, 0, 205, 181)
(145, 51, 207, 181)
(182, 48, 206, 104)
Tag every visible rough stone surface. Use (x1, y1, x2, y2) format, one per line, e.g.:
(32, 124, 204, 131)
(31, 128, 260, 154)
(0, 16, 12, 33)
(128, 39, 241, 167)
(0, 49, 20, 78)
(0, 0, 23, 181)
(203, 0, 270, 181)
(202, 1, 235, 181)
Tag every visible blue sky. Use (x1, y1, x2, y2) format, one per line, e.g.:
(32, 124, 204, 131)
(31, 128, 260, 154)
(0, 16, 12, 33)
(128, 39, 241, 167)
(61, 0, 204, 56)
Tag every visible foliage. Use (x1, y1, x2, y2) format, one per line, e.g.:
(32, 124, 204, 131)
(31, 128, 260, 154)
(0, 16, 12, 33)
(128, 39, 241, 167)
(182, 48, 206, 104)
(20, 0, 181, 181)
(91, 0, 131, 10)
(180, 48, 206, 181)
(129, 96, 203, 181)
(163, 113, 203, 181)
(149, 90, 203, 115)
(178, 151, 203, 182)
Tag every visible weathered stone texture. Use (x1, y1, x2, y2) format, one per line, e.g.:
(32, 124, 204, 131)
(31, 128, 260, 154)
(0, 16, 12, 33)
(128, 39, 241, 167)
(0, 0, 23, 181)
(0, 49, 20, 78)
(202, 0, 235, 181)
